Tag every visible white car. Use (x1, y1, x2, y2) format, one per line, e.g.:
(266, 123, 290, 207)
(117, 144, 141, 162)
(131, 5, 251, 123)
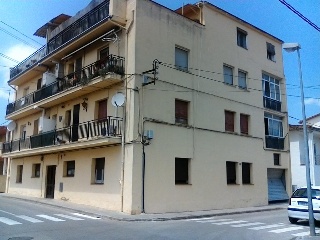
(288, 186, 320, 223)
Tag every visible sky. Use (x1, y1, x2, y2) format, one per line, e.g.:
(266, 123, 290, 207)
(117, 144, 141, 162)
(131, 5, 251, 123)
(0, 0, 319, 126)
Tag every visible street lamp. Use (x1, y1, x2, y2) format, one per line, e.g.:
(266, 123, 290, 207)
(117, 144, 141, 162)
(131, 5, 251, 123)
(283, 43, 315, 236)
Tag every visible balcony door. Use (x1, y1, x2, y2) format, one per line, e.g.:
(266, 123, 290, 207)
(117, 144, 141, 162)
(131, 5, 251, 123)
(71, 104, 80, 142)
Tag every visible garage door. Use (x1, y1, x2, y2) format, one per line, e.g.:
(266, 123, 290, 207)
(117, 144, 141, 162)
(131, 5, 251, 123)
(267, 169, 289, 202)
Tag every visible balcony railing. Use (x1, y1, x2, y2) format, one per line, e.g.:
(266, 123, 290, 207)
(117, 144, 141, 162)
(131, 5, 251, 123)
(263, 96, 281, 112)
(2, 116, 122, 154)
(6, 54, 125, 116)
(265, 136, 284, 150)
(9, 0, 110, 80)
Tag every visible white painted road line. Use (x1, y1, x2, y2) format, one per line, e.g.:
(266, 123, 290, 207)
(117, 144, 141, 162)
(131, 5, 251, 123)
(54, 214, 84, 221)
(197, 219, 232, 223)
(16, 215, 43, 223)
(212, 220, 247, 225)
(36, 215, 65, 222)
(0, 217, 22, 225)
(72, 213, 101, 219)
(186, 217, 216, 221)
(292, 231, 310, 237)
(249, 223, 285, 230)
(269, 226, 304, 233)
(231, 222, 264, 227)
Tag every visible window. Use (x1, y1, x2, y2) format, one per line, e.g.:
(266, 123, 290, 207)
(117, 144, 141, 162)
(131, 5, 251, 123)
(65, 110, 71, 127)
(175, 158, 189, 184)
(266, 42, 276, 61)
(20, 125, 26, 140)
(175, 99, 188, 124)
(240, 114, 249, 135)
(237, 28, 247, 48)
(223, 65, 233, 85)
(64, 161, 75, 177)
(97, 99, 108, 120)
(93, 158, 105, 184)
(264, 113, 283, 137)
(225, 111, 235, 132)
(242, 162, 251, 184)
(274, 153, 280, 166)
(238, 70, 247, 89)
(226, 161, 237, 184)
(99, 47, 109, 60)
(32, 164, 41, 178)
(262, 74, 281, 101)
(175, 47, 188, 71)
(16, 165, 23, 183)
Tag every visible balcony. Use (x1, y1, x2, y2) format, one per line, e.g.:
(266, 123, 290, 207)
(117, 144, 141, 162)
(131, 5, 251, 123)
(263, 97, 281, 112)
(6, 54, 125, 117)
(9, 0, 110, 80)
(265, 136, 284, 150)
(2, 116, 122, 157)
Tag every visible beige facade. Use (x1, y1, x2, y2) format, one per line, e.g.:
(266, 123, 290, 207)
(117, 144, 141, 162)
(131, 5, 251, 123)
(3, 0, 290, 214)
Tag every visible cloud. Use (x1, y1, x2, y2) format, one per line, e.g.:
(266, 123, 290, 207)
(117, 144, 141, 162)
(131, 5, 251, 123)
(304, 98, 320, 106)
(0, 44, 35, 100)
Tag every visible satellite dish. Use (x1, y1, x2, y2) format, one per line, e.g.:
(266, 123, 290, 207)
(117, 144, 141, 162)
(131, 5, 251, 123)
(7, 121, 16, 131)
(111, 93, 125, 107)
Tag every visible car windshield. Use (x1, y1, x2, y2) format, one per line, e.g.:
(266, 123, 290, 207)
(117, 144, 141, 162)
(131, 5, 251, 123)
(292, 188, 320, 198)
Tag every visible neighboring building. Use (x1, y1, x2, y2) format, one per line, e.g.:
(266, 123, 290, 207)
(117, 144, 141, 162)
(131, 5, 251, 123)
(3, 0, 290, 214)
(0, 126, 8, 192)
(290, 114, 320, 190)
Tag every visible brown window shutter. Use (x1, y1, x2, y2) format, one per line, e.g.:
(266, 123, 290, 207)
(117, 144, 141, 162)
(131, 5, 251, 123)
(225, 111, 234, 132)
(175, 100, 188, 124)
(240, 114, 249, 134)
(98, 99, 108, 120)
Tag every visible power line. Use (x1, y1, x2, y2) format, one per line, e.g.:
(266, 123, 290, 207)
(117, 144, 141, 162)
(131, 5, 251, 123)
(0, 26, 38, 49)
(0, 53, 19, 63)
(0, 21, 43, 46)
(279, 0, 320, 32)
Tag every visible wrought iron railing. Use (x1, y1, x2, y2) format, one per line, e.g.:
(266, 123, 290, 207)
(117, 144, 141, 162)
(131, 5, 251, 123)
(6, 54, 125, 116)
(9, 0, 110, 79)
(265, 136, 284, 150)
(2, 116, 122, 153)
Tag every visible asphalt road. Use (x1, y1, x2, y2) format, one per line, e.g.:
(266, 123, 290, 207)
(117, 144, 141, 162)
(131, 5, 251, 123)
(0, 196, 318, 240)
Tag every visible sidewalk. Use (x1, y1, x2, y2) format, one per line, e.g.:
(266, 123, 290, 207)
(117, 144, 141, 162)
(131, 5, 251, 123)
(0, 193, 287, 222)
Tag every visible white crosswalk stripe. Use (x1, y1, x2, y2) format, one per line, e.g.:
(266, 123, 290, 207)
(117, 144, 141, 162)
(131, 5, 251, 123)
(197, 218, 232, 223)
(269, 226, 304, 233)
(0, 217, 21, 225)
(54, 214, 84, 221)
(72, 213, 101, 219)
(16, 215, 43, 223)
(231, 222, 264, 227)
(36, 215, 66, 222)
(186, 217, 216, 221)
(249, 223, 285, 230)
(212, 220, 247, 225)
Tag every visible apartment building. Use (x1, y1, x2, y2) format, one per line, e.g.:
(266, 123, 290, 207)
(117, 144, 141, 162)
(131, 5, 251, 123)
(290, 114, 320, 190)
(3, 0, 290, 214)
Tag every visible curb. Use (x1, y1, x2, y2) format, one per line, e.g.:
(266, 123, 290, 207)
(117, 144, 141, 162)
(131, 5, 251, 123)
(2, 194, 285, 222)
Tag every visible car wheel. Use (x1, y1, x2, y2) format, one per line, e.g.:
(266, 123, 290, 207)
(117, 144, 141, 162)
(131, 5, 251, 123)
(289, 217, 298, 224)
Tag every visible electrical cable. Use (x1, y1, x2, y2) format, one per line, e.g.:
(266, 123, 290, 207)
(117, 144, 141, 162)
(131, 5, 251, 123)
(0, 26, 38, 49)
(0, 53, 19, 63)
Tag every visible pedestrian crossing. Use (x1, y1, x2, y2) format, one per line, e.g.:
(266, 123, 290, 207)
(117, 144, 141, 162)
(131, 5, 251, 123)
(0, 213, 101, 226)
(185, 217, 320, 237)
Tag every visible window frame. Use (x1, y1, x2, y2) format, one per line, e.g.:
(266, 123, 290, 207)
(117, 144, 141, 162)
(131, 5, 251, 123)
(264, 113, 283, 138)
(238, 70, 247, 89)
(237, 28, 247, 49)
(240, 114, 249, 135)
(266, 42, 276, 61)
(273, 153, 280, 166)
(93, 158, 105, 184)
(175, 99, 189, 125)
(16, 165, 23, 183)
(175, 158, 190, 185)
(223, 65, 234, 85)
(226, 161, 237, 184)
(262, 73, 281, 102)
(225, 110, 235, 132)
(65, 160, 75, 177)
(32, 163, 41, 178)
(242, 162, 252, 184)
(175, 46, 189, 71)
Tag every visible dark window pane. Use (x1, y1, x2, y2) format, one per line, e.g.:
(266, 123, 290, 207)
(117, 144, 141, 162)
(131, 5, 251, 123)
(175, 158, 189, 184)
